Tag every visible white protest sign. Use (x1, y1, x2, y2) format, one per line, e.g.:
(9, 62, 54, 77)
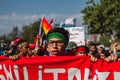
(64, 27, 85, 46)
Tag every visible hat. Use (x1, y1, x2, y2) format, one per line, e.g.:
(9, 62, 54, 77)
(98, 45, 105, 49)
(11, 38, 22, 45)
(66, 41, 77, 50)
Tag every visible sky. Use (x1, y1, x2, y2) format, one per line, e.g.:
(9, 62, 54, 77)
(0, 0, 91, 35)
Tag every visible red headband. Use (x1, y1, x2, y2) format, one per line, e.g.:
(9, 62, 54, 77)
(76, 47, 87, 54)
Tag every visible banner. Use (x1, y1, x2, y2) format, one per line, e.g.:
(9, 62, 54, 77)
(0, 56, 90, 80)
(0, 56, 120, 80)
(90, 59, 120, 80)
(64, 27, 85, 46)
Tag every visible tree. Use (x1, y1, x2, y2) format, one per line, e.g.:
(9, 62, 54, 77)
(98, 35, 111, 47)
(8, 26, 21, 41)
(81, 0, 120, 40)
(21, 19, 41, 43)
(21, 19, 59, 43)
(0, 34, 11, 43)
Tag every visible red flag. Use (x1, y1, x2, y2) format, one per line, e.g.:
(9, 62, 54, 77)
(49, 18, 56, 24)
(42, 17, 52, 35)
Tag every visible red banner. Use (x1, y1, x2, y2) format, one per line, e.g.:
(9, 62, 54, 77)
(0, 56, 120, 80)
(91, 59, 120, 80)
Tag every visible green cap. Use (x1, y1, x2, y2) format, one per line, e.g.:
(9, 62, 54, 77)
(66, 41, 77, 50)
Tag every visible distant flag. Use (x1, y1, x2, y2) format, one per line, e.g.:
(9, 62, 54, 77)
(35, 17, 52, 47)
(40, 17, 52, 35)
(49, 18, 56, 24)
(60, 22, 64, 28)
(64, 18, 76, 27)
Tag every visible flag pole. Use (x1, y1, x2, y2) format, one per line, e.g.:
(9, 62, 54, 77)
(37, 17, 43, 48)
(39, 17, 43, 35)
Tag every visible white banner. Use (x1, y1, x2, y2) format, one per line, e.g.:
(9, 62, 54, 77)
(64, 27, 85, 46)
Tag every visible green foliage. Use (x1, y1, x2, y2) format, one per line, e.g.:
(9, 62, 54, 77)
(115, 30, 120, 42)
(21, 19, 41, 43)
(81, 0, 120, 38)
(0, 35, 11, 43)
(98, 35, 111, 47)
(7, 26, 21, 41)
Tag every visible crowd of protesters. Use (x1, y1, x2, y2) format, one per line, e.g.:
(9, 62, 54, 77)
(0, 27, 120, 62)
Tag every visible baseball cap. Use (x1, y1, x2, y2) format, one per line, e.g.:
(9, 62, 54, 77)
(66, 41, 77, 50)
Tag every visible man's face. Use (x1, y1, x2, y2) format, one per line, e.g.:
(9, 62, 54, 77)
(20, 45, 29, 56)
(47, 38, 66, 56)
(90, 46, 96, 53)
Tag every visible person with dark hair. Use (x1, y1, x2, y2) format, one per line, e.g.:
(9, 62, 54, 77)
(65, 41, 77, 56)
(75, 45, 89, 56)
(46, 28, 70, 56)
(88, 43, 99, 62)
(97, 46, 110, 59)
(47, 28, 69, 45)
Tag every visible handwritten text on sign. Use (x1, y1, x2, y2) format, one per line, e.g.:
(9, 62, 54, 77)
(64, 27, 85, 46)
